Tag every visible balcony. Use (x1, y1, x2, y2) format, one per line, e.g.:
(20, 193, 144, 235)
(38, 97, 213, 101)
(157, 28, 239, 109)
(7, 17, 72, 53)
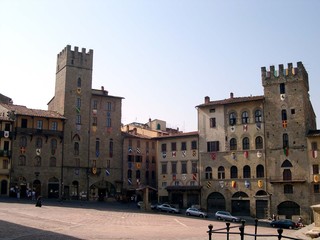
(269, 178, 306, 184)
(15, 127, 63, 138)
(0, 150, 12, 157)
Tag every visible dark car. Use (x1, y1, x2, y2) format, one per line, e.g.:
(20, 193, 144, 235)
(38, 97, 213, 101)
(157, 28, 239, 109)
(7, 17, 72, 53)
(157, 203, 180, 213)
(214, 211, 241, 222)
(186, 207, 208, 218)
(270, 219, 297, 229)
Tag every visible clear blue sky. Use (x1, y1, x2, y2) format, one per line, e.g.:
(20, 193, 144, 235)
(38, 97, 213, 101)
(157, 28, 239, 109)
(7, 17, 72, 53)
(1, 0, 319, 132)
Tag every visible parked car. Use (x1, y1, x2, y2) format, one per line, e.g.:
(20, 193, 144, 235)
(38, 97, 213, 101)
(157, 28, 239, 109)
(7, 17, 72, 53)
(215, 211, 241, 222)
(157, 203, 180, 213)
(185, 207, 207, 218)
(270, 219, 297, 229)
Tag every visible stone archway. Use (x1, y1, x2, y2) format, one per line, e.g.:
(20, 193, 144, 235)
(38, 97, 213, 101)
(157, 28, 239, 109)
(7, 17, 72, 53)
(207, 192, 226, 213)
(90, 180, 116, 201)
(48, 177, 59, 198)
(231, 191, 250, 216)
(277, 201, 300, 219)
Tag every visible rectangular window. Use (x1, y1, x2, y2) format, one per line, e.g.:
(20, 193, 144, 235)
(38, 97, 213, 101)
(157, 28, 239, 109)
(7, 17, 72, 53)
(137, 140, 140, 148)
(3, 159, 8, 169)
(210, 118, 216, 128)
(280, 83, 285, 94)
(171, 162, 177, 174)
(171, 142, 176, 151)
(192, 162, 197, 173)
(161, 143, 167, 152)
(93, 100, 98, 109)
(36, 120, 43, 130)
(107, 102, 112, 111)
(21, 119, 28, 128)
(312, 142, 318, 150)
(191, 140, 197, 150)
(181, 142, 187, 151)
(51, 121, 58, 131)
(76, 115, 81, 125)
(314, 184, 320, 193)
(181, 162, 187, 174)
(161, 163, 167, 174)
(209, 108, 215, 113)
(106, 118, 111, 127)
(5, 123, 10, 131)
(284, 184, 293, 194)
(77, 98, 81, 109)
(162, 182, 167, 188)
(207, 141, 220, 152)
(313, 165, 319, 174)
(93, 117, 97, 126)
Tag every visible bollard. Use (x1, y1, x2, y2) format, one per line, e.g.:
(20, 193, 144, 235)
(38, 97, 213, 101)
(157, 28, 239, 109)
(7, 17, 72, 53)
(208, 224, 213, 240)
(277, 228, 283, 240)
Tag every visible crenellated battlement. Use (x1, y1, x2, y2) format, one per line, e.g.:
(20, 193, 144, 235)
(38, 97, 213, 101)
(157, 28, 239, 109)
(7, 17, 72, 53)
(56, 45, 94, 72)
(261, 61, 309, 91)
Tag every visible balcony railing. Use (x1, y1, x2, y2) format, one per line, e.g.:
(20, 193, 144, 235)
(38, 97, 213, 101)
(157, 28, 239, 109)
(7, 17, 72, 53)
(0, 150, 12, 157)
(15, 127, 63, 138)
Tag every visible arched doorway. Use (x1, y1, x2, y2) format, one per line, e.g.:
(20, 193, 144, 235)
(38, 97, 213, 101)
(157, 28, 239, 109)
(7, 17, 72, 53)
(33, 180, 41, 198)
(1, 180, 8, 195)
(231, 191, 250, 216)
(207, 192, 226, 213)
(90, 180, 116, 201)
(277, 201, 300, 219)
(48, 177, 59, 198)
(255, 190, 269, 219)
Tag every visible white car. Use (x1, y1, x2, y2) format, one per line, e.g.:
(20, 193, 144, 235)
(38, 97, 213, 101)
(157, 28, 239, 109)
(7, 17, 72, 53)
(215, 211, 241, 222)
(157, 203, 180, 213)
(185, 207, 207, 218)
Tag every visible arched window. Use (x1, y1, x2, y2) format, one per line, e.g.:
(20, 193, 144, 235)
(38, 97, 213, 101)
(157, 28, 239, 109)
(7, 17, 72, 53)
(242, 137, 250, 150)
(242, 111, 249, 124)
(19, 155, 26, 166)
(229, 112, 236, 126)
(256, 165, 264, 178)
(230, 138, 237, 150)
(255, 109, 262, 123)
(19, 136, 27, 147)
(230, 166, 238, 178)
(34, 156, 41, 167)
(255, 136, 263, 149)
(243, 165, 251, 178)
(218, 166, 225, 179)
(136, 170, 141, 180)
(205, 167, 212, 179)
(36, 137, 42, 148)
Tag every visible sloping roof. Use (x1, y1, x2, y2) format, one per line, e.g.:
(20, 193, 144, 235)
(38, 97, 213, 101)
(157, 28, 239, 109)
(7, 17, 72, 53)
(0, 103, 65, 119)
(91, 89, 124, 99)
(153, 131, 199, 140)
(196, 95, 264, 108)
(307, 130, 320, 137)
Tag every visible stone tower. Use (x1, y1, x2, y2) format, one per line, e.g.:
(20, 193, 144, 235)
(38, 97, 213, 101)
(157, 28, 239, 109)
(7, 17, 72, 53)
(48, 45, 124, 200)
(262, 62, 316, 220)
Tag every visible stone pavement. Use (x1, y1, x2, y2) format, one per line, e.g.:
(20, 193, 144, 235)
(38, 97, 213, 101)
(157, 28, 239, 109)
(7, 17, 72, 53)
(0, 197, 317, 240)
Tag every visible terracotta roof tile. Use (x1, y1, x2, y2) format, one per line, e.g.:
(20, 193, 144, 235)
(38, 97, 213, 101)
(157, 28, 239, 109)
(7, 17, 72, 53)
(0, 103, 65, 119)
(196, 95, 264, 108)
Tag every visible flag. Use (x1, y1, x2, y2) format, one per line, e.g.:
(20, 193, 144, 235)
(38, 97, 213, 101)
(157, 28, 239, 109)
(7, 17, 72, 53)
(128, 178, 132, 185)
(243, 124, 247, 132)
(172, 151, 176, 157)
(136, 148, 141, 154)
(282, 120, 287, 128)
(231, 181, 236, 188)
(182, 151, 186, 157)
(245, 180, 250, 188)
(312, 150, 318, 159)
(314, 175, 319, 183)
(207, 181, 211, 188)
(193, 173, 197, 180)
(172, 174, 176, 180)
(244, 151, 248, 158)
(105, 169, 110, 176)
(258, 180, 263, 188)
(283, 146, 289, 156)
(256, 122, 261, 130)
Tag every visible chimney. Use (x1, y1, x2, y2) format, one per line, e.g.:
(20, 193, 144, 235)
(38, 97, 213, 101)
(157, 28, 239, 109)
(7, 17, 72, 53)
(230, 92, 234, 98)
(205, 96, 210, 104)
